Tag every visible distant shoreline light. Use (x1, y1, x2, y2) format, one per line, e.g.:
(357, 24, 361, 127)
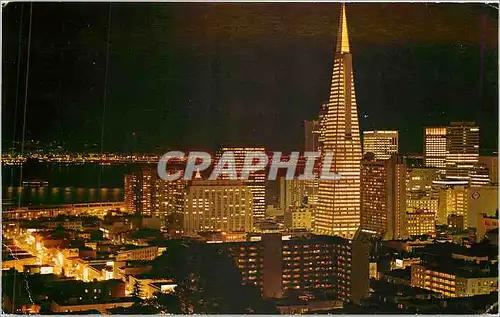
(157, 151, 343, 181)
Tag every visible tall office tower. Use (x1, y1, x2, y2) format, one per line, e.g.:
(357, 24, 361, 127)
(315, 4, 362, 238)
(363, 130, 398, 160)
(445, 122, 480, 180)
(424, 127, 447, 168)
(360, 153, 407, 240)
(124, 168, 156, 216)
(182, 180, 254, 235)
(124, 174, 138, 213)
(217, 147, 266, 222)
(140, 168, 155, 216)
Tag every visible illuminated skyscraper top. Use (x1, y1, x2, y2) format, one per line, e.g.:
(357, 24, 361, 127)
(314, 3, 362, 238)
(336, 3, 350, 54)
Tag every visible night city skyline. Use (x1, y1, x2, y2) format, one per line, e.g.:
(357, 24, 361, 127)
(2, 2, 498, 153)
(1, 2, 499, 315)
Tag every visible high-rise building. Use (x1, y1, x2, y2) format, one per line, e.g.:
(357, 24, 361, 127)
(362, 130, 398, 160)
(360, 153, 407, 240)
(124, 168, 156, 216)
(220, 233, 370, 303)
(426, 122, 485, 187)
(315, 4, 362, 238)
(405, 167, 440, 220)
(153, 178, 186, 229)
(140, 168, 155, 216)
(182, 180, 254, 235)
(124, 174, 138, 213)
(124, 169, 186, 227)
(217, 147, 266, 223)
(445, 122, 480, 172)
(424, 127, 447, 168)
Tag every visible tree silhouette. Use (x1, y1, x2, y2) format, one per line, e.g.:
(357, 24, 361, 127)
(148, 240, 277, 314)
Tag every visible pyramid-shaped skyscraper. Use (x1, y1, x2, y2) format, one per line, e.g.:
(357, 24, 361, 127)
(314, 3, 362, 238)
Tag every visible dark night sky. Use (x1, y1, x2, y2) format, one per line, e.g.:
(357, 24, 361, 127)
(2, 3, 498, 154)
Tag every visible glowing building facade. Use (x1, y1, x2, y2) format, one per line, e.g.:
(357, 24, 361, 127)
(424, 127, 447, 168)
(360, 153, 407, 240)
(445, 122, 479, 172)
(315, 4, 362, 238)
(183, 180, 254, 234)
(363, 130, 398, 160)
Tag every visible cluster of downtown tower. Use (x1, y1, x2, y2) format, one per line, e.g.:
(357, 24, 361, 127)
(130, 4, 495, 239)
(153, 4, 364, 239)
(4, 3, 497, 314)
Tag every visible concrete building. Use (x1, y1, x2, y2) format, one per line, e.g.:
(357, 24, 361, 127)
(284, 205, 313, 230)
(220, 232, 370, 304)
(411, 264, 497, 297)
(183, 180, 254, 234)
(360, 153, 407, 240)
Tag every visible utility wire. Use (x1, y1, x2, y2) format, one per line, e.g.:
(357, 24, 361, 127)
(12, 2, 34, 311)
(98, 3, 112, 200)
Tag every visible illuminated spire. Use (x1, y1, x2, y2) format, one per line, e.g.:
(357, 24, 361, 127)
(336, 3, 350, 54)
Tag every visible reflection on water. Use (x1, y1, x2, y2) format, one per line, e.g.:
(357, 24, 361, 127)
(2, 162, 147, 208)
(3, 186, 123, 207)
